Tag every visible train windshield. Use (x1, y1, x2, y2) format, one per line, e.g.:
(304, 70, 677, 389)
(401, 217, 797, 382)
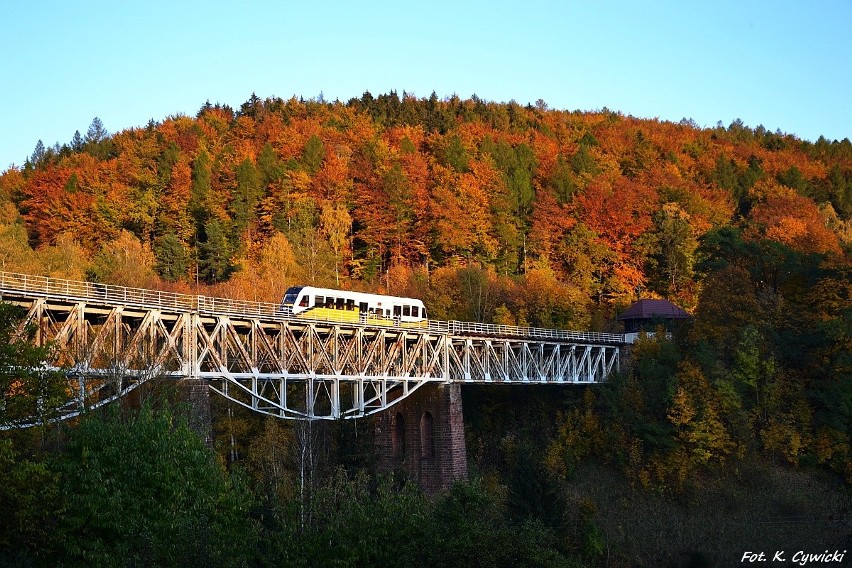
(282, 287, 304, 305)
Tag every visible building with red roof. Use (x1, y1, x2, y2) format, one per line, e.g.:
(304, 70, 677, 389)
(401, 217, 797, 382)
(617, 299, 691, 334)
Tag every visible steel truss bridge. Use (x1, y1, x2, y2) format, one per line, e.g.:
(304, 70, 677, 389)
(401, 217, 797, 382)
(0, 272, 625, 425)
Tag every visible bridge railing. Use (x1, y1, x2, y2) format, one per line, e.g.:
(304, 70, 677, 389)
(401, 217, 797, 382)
(442, 321, 623, 343)
(198, 295, 280, 318)
(0, 271, 625, 344)
(0, 271, 197, 311)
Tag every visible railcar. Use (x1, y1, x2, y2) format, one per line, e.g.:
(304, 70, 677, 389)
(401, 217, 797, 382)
(281, 286, 428, 326)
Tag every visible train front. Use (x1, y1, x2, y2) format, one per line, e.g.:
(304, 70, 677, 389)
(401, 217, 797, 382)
(281, 286, 304, 315)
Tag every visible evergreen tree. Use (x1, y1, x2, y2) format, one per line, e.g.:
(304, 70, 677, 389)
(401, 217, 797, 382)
(548, 155, 576, 203)
(84, 117, 108, 144)
(257, 142, 286, 188)
(230, 158, 262, 242)
(154, 233, 191, 282)
(302, 135, 325, 174)
(440, 135, 470, 173)
(63, 172, 79, 194)
(70, 130, 84, 152)
(827, 164, 851, 218)
(645, 203, 698, 296)
(189, 148, 212, 227)
(82, 117, 114, 160)
(239, 92, 262, 118)
(199, 219, 235, 283)
(425, 91, 440, 132)
(30, 140, 45, 165)
(570, 144, 598, 177)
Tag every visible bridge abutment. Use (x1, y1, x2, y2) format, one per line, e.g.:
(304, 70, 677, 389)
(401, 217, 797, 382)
(375, 383, 467, 494)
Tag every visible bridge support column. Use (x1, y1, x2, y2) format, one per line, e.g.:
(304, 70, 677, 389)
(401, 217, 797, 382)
(179, 378, 212, 447)
(376, 383, 467, 495)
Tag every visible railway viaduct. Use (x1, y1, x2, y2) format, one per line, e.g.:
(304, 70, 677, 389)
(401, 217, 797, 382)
(0, 271, 628, 493)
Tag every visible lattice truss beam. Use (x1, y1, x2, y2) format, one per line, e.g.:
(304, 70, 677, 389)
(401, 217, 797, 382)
(4, 297, 619, 422)
(195, 317, 449, 419)
(448, 338, 618, 384)
(4, 299, 186, 426)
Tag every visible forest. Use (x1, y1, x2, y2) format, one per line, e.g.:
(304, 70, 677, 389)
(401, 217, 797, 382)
(0, 92, 850, 566)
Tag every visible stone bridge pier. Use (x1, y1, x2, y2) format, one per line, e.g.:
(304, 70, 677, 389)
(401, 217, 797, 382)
(375, 383, 467, 494)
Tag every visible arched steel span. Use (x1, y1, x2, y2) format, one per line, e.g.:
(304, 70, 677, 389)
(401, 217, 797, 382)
(0, 272, 625, 425)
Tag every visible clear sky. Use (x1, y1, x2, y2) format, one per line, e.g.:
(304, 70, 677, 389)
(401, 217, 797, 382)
(1, 0, 850, 170)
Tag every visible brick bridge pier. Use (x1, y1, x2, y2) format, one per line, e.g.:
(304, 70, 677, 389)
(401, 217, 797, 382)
(175, 379, 467, 494)
(375, 384, 468, 494)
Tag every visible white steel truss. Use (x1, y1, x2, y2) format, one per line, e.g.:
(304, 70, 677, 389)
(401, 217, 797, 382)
(0, 272, 623, 424)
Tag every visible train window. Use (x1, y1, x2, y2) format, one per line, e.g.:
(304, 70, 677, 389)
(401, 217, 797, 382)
(412, 306, 419, 318)
(403, 305, 411, 317)
(315, 296, 324, 306)
(359, 302, 368, 313)
(326, 297, 335, 309)
(422, 309, 427, 319)
(393, 306, 401, 317)
(346, 299, 355, 311)
(282, 287, 302, 304)
(298, 296, 309, 307)
(336, 298, 345, 310)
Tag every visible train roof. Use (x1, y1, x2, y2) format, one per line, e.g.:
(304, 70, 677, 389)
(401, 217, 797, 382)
(284, 286, 425, 305)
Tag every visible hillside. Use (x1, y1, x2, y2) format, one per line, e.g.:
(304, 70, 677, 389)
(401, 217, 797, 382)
(0, 92, 850, 565)
(1, 93, 851, 475)
(1, 93, 849, 318)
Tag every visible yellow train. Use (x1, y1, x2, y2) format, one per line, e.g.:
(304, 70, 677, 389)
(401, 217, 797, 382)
(281, 286, 428, 327)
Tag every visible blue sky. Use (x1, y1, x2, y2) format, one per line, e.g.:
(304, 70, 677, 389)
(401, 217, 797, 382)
(1, 0, 850, 170)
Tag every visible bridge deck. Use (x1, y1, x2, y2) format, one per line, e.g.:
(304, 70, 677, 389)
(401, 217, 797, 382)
(0, 271, 625, 344)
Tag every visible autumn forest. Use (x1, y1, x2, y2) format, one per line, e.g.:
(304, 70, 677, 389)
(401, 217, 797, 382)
(1, 92, 850, 566)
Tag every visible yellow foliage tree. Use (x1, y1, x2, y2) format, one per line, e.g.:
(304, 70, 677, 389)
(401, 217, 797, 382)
(320, 202, 351, 286)
(36, 233, 90, 280)
(90, 230, 159, 288)
(255, 232, 300, 301)
(0, 203, 38, 273)
(668, 362, 735, 468)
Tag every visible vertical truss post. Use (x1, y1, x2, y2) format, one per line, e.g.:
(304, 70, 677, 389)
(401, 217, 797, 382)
(330, 379, 340, 419)
(77, 373, 86, 411)
(279, 376, 287, 418)
(73, 302, 86, 364)
(446, 334, 452, 383)
(306, 377, 315, 419)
